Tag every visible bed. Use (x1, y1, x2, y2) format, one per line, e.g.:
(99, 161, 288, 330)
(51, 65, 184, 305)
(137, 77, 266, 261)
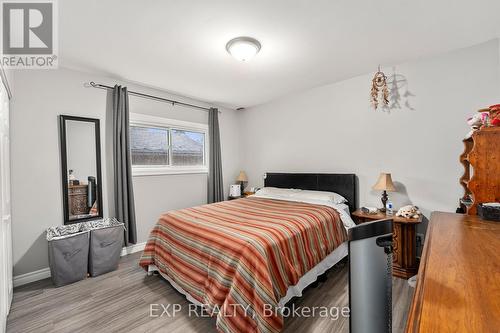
(139, 173, 357, 333)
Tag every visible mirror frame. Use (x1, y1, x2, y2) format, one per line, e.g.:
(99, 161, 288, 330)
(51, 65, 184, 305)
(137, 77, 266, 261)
(59, 115, 103, 224)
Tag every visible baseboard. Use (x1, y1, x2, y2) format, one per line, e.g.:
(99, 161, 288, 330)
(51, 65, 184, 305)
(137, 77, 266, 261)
(13, 242, 147, 288)
(13, 267, 51, 288)
(120, 241, 146, 256)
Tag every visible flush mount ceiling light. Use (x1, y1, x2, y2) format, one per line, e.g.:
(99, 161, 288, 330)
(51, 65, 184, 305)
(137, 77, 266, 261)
(226, 37, 261, 62)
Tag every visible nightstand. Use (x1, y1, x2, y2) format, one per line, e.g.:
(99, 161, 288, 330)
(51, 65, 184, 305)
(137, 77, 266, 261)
(228, 192, 255, 201)
(352, 209, 422, 279)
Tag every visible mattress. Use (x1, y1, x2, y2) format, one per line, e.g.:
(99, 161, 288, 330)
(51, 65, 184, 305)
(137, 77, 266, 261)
(139, 196, 350, 333)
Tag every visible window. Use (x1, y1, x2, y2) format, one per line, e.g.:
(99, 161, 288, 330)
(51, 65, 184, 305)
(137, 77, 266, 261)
(129, 113, 208, 176)
(130, 126, 169, 166)
(171, 129, 205, 166)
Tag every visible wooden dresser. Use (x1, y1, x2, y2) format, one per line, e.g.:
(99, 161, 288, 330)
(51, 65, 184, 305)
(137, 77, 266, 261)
(68, 184, 88, 217)
(406, 212, 500, 332)
(459, 127, 500, 214)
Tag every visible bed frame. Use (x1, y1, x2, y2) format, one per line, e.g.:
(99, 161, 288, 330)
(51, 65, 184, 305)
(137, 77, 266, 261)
(264, 172, 357, 212)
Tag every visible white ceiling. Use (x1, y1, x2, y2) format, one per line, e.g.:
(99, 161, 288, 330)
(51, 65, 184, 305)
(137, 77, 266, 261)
(60, 0, 500, 109)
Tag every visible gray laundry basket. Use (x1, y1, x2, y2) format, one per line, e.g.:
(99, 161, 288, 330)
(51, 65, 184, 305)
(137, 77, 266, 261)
(47, 223, 90, 287)
(87, 218, 125, 277)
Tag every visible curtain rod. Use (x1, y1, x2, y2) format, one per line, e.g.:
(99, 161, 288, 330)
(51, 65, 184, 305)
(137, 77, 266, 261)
(87, 81, 213, 112)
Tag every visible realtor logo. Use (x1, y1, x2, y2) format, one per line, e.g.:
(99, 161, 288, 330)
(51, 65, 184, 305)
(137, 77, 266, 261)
(1, 0, 58, 68)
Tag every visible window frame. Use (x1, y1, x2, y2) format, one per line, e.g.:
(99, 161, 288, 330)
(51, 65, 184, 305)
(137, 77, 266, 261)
(129, 113, 209, 176)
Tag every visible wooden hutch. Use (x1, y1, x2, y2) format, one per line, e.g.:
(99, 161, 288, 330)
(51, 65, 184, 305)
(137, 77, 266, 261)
(459, 127, 500, 214)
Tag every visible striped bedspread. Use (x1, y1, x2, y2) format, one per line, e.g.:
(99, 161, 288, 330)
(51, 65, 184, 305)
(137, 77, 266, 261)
(139, 197, 347, 333)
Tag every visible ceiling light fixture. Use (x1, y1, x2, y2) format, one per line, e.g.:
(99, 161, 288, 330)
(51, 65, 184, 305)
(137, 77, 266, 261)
(226, 37, 261, 62)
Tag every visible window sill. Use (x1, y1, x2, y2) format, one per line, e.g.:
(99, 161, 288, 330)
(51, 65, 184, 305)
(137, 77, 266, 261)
(132, 167, 208, 177)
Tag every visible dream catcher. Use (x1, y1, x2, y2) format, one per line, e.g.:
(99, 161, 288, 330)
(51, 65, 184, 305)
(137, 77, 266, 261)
(371, 66, 389, 109)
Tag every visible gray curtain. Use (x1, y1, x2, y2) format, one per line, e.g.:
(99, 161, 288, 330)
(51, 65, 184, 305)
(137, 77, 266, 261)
(208, 108, 224, 203)
(112, 85, 137, 245)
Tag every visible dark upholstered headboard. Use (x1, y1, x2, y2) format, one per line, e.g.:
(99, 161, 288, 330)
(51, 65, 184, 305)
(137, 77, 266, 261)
(264, 173, 357, 212)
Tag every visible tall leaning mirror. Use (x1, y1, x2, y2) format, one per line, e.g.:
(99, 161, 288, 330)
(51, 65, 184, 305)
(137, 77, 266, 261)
(59, 115, 103, 224)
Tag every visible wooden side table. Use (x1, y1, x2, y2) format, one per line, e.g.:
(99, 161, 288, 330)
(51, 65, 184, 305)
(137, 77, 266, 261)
(352, 209, 422, 279)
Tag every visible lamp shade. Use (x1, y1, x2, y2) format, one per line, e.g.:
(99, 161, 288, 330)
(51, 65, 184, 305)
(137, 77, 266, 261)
(236, 171, 248, 182)
(372, 173, 396, 192)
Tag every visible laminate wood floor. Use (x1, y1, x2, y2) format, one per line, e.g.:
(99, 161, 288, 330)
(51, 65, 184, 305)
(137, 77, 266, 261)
(7, 252, 413, 333)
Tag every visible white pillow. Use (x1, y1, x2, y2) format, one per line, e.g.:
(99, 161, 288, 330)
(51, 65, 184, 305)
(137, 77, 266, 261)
(254, 187, 301, 197)
(290, 189, 347, 204)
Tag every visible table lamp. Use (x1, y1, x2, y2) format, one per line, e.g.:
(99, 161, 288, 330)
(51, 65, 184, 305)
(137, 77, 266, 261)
(236, 171, 248, 196)
(372, 173, 396, 212)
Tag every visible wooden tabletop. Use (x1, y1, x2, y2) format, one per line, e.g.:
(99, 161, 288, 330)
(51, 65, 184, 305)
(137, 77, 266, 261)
(406, 212, 500, 333)
(352, 209, 422, 224)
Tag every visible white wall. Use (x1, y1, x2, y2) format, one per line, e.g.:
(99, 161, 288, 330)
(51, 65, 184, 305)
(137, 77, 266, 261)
(10, 67, 240, 276)
(239, 40, 500, 228)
